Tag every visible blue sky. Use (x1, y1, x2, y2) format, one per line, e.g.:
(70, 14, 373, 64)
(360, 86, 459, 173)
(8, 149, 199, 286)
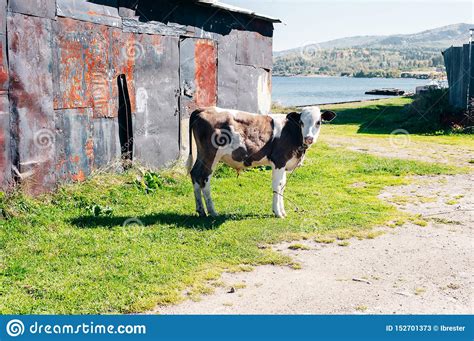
(224, 0, 473, 51)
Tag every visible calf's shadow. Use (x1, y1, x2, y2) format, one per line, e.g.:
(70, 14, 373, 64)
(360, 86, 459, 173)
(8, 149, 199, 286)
(70, 212, 272, 231)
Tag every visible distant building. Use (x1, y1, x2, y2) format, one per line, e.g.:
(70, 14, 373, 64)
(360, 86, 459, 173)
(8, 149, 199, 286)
(0, 0, 280, 194)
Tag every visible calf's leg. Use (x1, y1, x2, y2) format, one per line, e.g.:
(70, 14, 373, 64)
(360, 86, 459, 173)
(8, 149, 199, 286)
(192, 181, 206, 217)
(272, 168, 286, 218)
(190, 157, 218, 217)
(202, 176, 217, 217)
(279, 171, 287, 217)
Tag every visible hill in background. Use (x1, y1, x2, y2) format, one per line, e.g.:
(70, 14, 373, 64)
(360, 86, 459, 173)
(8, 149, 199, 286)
(273, 23, 471, 78)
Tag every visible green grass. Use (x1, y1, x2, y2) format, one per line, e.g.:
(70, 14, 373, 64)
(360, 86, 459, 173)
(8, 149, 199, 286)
(320, 97, 474, 146)
(0, 141, 458, 314)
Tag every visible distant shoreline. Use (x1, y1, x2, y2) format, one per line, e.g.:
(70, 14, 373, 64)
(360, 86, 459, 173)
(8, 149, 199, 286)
(273, 74, 446, 80)
(295, 96, 409, 108)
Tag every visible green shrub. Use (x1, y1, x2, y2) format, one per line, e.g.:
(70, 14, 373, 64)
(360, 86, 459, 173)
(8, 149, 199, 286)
(408, 88, 467, 133)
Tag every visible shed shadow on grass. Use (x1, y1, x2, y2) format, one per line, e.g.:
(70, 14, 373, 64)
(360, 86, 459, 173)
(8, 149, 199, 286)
(327, 93, 454, 135)
(70, 212, 272, 230)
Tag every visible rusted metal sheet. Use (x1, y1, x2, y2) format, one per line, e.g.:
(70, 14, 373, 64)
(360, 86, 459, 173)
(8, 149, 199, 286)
(0, 33, 8, 92)
(53, 18, 109, 114)
(195, 39, 217, 107)
(53, 18, 136, 118)
(0, 95, 11, 187)
(133, 34, 180, 168)
(8, 13, 56, 194)
(236, 30, 273, 70)
(57, 0, 122, 28)
(180, 38, 217, 118)
(93, 118, 120, 168)
(83, 22, 111, 118)
(55, 109, 94, 182)
(52, 18, 91, 110)
(110, 28, 136, 115)
(8, 0, 56, 19)
(122, 18, 187, 36)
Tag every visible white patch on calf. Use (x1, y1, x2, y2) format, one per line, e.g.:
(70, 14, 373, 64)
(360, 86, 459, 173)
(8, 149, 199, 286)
(269, 114, 285, 139)
(212, 107, 242, 116)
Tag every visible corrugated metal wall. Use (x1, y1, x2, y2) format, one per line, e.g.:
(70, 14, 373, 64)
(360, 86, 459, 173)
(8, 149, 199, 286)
(443, 43, 474, 109)
(0, 0, 275, 194)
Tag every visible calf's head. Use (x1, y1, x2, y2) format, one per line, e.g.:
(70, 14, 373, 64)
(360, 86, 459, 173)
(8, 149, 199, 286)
(287, 107, 336, 147)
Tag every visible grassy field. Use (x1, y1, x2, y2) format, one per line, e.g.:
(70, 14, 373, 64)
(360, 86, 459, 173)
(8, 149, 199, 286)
(0, 98, 467, 314)
(321, 97, 474, 147)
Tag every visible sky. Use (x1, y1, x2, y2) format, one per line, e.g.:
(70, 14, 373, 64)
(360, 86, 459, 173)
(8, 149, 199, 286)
(223, 0, 473, 51)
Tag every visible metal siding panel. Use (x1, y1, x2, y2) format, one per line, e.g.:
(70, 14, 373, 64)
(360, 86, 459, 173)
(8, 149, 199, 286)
(57, 0, 122, 28)
(8, 0, 56, 19)
(235, 66, 271, 114)
(236, 30, 273, 70)
(257, 68, 271, 114)
(236, 65, 260, 113)
(452, 47, 464, 108)
(444, 47, 464, 109)
(461, 44, 469, 108)
(0, 95, 11, 187)
(93, 118, 120, 168)
(217, 32, 238, 109)
(179, 38, 196, 118)
(55, 108, 94, 182)
(0, 0, 6, 34)
(8, 13, 56, 194)
(134, 34, 180, 168)
(0, 33, 7, 92)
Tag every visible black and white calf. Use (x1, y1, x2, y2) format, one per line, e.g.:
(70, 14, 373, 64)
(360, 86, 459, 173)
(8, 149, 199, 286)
(186, 106, 336, 218)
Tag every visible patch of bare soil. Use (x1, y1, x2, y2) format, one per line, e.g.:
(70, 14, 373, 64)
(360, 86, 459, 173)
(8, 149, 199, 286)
(157, 172, 473, 314)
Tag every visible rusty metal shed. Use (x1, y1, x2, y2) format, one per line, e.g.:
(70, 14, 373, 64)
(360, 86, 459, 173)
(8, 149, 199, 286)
(0, 0, 280, 194)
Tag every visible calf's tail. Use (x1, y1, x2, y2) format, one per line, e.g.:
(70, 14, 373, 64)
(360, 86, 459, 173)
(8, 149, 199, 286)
(186, 109, 200, 174)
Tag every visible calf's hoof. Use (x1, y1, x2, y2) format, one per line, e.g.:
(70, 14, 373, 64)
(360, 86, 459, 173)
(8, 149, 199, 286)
(197, 210, 207, 217)
(208, 210, 218, 217)
(273, 211, 285, 219)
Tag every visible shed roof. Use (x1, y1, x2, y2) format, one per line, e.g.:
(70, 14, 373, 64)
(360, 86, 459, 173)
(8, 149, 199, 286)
(195, 0, 281, 23)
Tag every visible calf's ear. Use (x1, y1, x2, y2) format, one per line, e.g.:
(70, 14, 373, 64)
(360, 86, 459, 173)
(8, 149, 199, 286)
(286, 111, 301, 124)
(321, 110, 336, 122)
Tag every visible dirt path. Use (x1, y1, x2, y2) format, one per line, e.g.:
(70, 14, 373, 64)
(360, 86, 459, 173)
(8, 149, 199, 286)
(157, 141, 473, 315)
